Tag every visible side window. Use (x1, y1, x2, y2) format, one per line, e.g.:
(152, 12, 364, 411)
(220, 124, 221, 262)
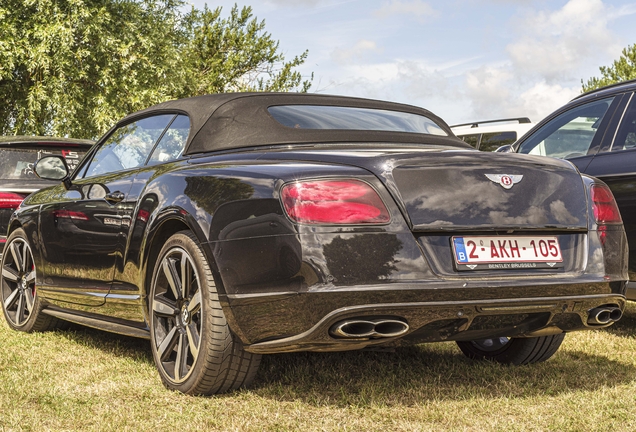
(459, 134, 480, 148)
(82, 114, 174, 178)
(147, 115, 190, 165)
(611, 95, 636, 152)
(480, 131, 517, 152)
(518, 97, 614, 159)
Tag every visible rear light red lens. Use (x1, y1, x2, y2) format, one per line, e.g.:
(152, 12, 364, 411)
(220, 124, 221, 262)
(0, 192, 26, 209)
(281, 179, 390, 224)
(591, 184, 622, 224)
(52, 209, 89, 221)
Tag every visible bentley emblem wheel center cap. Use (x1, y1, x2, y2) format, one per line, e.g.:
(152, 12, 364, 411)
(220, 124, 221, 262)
(181, 305, 190, 325)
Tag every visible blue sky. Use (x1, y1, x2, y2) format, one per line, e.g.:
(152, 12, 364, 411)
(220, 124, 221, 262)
(185, 0, 636, 125)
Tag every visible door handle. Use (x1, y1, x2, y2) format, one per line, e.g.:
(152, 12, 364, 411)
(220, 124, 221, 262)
(105, 191, 125, 203)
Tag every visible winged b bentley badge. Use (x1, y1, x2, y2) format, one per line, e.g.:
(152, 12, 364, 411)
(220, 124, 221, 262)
(485, 174, 523, 190)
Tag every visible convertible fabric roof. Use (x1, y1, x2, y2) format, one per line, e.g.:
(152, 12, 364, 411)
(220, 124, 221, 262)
(120, 92, 471, 155)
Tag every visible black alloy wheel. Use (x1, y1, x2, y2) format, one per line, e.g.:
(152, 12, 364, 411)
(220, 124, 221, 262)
(1, 228, 59, 332)
(149, 231, 261, 395)
(456, 333, 566, 365)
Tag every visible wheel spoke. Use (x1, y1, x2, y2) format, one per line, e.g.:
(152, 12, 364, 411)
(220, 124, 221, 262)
(3, 288, 19, 310)
(152, 296, 179, 317)
(157, 326, 178, 361)
(162, 258, 181, 300)
(186, 323, 200, 359)
(24, 270, 35, 284)
(9, 242, 23, 272)
(15, 292, 25, 324)
(187, 289, 201, 314)
(2, 266, 19, 282)
(25, 290, 35, 313)
(21, 241, 29, 272)
(180, 252, 190, 299)
(174, 333, 187, 381)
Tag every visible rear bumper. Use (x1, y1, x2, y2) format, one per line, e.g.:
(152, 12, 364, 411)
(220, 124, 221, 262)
(222, 280, 627, 354)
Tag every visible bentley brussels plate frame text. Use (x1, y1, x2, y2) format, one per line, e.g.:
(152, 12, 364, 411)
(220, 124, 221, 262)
(452, 235, 564, 271)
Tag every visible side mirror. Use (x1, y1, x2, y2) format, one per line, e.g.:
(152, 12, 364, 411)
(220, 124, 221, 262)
(34, 155, 71, 187)
(495, 144, 514, 153)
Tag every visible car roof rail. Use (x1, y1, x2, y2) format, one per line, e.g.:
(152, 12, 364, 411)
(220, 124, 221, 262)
(573, 78, 636, 100)
(450, 117, 532, 129)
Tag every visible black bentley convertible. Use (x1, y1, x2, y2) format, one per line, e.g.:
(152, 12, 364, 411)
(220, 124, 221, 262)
(1, 93, 629, 395)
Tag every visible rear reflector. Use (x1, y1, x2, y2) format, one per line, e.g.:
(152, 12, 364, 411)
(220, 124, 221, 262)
(52, 209, 89, 221)
(281, 180, 390, 224)
(0, 192, 26, 209)
(590, 184, 622, 224)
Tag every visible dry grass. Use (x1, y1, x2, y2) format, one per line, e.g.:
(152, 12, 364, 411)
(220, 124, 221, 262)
(2, 304, 636, 431)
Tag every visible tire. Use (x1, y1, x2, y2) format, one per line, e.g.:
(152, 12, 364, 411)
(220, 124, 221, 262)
(1, 228, 60, 332)
(149, 230, 261, 395)
(456, 333, 565, 365)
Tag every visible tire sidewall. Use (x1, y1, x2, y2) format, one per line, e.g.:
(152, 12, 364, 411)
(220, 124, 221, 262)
(148, 231, 227, 393)
(1, 228, 43, 332)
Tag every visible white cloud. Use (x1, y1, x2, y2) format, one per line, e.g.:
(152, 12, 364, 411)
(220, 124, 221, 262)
(373, 0, 438, 21)
(516, 82, 579, 120)
(464, 66, 514, 119)
(609, 3, 636, 19)
(506, 0, 620, 82)
(263, 0, 323, 6)
(331, 40, 381, 64)
(462, 66, 581, 121)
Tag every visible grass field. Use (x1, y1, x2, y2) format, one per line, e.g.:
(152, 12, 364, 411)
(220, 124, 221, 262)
(1, 304, 636, 431)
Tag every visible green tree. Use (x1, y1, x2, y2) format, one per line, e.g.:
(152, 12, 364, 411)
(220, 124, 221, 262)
(582, 44, 636, 92)
(0, 0, 311, 139)
(180, 5, 311, 97)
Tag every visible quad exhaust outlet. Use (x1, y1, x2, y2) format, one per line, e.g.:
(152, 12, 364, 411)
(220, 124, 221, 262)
(587, 306, 623, 325)
(330, 318, 409, 339)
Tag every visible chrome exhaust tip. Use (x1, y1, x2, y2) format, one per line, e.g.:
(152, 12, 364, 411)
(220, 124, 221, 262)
(588, 308, 612, 325)
(334, 321, 376, 338)
(609, 307, 623, 322)
(587, 305, 624, 325)
(330, 319, 409, 339)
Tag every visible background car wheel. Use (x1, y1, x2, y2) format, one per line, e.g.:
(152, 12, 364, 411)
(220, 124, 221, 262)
(1, 228, 60, 332)
(149, 230, 261, 395)
(456, 333, 565, 365)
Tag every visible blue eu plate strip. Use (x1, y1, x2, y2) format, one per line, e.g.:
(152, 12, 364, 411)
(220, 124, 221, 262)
(453, 237, 468, 263)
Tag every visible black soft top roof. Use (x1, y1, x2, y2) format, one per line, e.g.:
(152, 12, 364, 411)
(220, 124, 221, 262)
(121, 92, 470, 155)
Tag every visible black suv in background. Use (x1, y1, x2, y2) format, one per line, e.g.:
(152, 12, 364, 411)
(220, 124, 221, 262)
(0, 136, 94, 254)
(502, 80, 636, 296)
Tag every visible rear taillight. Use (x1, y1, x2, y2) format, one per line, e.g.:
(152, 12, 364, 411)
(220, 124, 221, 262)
(281, 179, 390, 224)
(0, 192, 26, 209)
(52, 209, 89, 221)
(591, 184, 622, 224)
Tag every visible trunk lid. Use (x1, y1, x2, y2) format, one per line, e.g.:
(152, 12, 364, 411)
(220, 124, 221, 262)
(387, 151, 588, 231)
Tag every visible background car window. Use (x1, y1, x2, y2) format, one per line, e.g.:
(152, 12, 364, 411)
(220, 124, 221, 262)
(0, 146, 88, 180)
(147, 115, 190, 165)
(517, 97, 614, 159)
(459, 134, 480, 148)
(611, 95, 636, 152)
(83, 114, 174, 178)
(480, 131, 517, 152)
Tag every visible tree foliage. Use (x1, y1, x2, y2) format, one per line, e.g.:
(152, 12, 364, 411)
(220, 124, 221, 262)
(582, 44, 636, 93)
(0, 0, 312, 138)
